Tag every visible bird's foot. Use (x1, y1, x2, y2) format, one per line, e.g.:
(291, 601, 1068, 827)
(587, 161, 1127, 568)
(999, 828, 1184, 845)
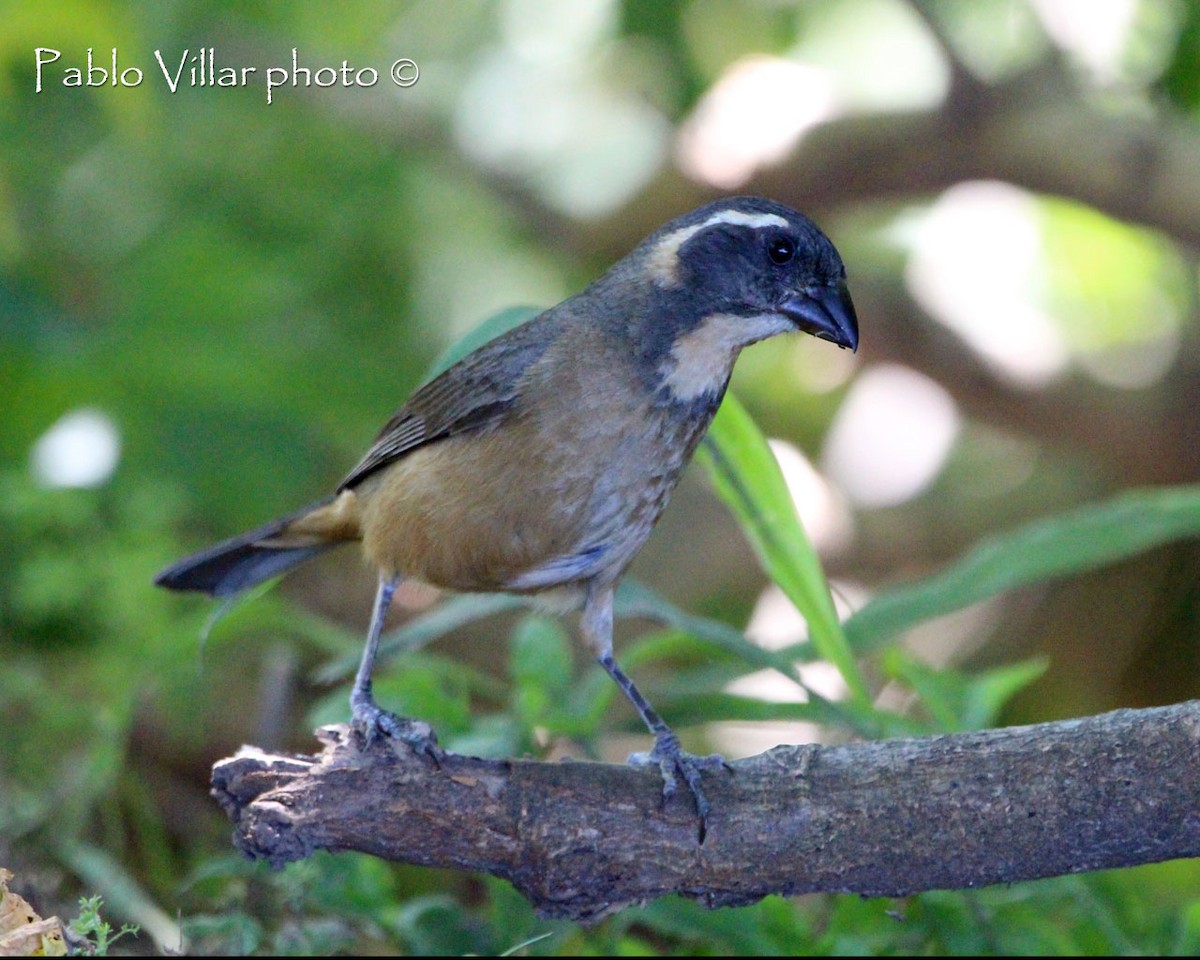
(350, 695, 443, 763)
(629, 731, 729, 842)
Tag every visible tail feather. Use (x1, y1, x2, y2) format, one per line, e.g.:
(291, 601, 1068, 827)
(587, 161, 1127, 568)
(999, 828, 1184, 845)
(155, 497, 343, 597)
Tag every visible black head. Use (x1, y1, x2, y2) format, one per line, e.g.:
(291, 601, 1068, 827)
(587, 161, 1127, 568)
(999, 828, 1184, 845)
(636, 196, 858, 352)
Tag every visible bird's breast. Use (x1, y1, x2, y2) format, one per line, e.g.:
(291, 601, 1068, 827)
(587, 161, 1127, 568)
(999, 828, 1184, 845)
(356, 335, 723, 594)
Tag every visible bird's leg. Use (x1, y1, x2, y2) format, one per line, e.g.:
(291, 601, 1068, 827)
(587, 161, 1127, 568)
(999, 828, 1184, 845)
(349, 574, 440, 759)
(582, 585, 726, 842)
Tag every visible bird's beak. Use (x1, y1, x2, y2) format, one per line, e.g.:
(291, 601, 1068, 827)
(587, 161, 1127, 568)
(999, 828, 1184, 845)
(778, 279, 859, 352)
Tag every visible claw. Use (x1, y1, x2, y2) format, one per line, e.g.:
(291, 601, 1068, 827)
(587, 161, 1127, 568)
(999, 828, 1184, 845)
(352, 699, 443, 763)
(587, 600, 728, 843)
(346, 575, 444, 762)
(630, 731, 728, 843)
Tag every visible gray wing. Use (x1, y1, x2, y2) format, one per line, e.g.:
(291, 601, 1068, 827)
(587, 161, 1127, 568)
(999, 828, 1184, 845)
(338, 313, 556, 491)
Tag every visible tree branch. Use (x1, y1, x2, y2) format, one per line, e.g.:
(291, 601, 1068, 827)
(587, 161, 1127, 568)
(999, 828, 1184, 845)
(211, 701, 1200, 922)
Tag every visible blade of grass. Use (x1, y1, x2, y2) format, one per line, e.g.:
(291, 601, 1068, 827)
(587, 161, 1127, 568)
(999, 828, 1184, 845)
(698, 394, 869, 705)
(615, 580, 806, 685)
(845, 484, 1200, 654)
(615, 586, 884, 735)
(424, 306, 542, 381)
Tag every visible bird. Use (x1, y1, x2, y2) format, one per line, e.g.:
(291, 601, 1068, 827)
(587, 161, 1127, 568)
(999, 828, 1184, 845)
(154, 195, 858, 840)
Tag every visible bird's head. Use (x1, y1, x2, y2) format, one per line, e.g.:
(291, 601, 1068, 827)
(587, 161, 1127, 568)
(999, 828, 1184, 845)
(648, 196, 857, 348)
(605, 197, 859, 404)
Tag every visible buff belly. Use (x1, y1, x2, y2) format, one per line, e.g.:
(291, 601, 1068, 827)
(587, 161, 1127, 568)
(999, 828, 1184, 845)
(356, 418, 603, 591)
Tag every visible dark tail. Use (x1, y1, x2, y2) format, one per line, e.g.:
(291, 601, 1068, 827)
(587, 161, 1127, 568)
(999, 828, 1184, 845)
(154, 497, 343, 597)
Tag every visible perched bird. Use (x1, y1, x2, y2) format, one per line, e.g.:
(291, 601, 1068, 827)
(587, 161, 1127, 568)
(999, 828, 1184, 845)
(155, 196, 858, 838)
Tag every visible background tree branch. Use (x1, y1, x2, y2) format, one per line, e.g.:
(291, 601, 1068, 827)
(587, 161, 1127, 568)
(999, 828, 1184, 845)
(212, 700, 1200, 923)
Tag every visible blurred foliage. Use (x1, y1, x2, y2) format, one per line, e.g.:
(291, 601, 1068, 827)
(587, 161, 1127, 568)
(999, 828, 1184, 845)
(3, 0, 1200, 955)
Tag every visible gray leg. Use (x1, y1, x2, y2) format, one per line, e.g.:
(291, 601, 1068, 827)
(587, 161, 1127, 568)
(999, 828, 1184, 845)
(349, 574, 440, 758)
(582, 585, 726, 841)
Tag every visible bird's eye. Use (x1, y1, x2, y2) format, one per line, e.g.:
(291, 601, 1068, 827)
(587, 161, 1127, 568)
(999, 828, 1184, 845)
(767, 236, 795, 265)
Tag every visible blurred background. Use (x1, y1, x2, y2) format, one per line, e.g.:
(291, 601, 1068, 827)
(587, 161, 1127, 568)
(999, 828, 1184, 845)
(3, 0, 1200, 954)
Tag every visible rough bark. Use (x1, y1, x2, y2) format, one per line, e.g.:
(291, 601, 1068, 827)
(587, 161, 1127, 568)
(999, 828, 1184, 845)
(211, 701, 1200, 922)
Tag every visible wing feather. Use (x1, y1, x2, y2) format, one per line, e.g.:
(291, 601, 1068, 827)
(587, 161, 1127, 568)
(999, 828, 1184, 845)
(338, 312, 557, 490)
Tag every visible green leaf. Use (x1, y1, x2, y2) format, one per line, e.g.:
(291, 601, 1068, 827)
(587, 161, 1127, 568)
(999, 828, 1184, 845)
(650, 691, 847, 727)
(312, 649, 501, 742)
(423, 305, 542, 382)
(617, 625, 871, 732)
(960, 657, 1050, 730)
(381, 895, 491, 957)
(1158, 0, 1200, 112)
(881, 649, 1049, 732)
(509, 615, 575, 731)
(615, 580, 808, 686)
(845, 484, 1200, 654)
(697, 394, 869, 704)
(1171, 899, 1200, 955)
(180, 915, 263, 958)
(635, 895, 814, 957)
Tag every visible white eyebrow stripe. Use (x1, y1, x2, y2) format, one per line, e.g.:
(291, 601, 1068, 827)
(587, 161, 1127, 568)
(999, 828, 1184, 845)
(700, 209, 790, 230)
(647, 209, 791, 285)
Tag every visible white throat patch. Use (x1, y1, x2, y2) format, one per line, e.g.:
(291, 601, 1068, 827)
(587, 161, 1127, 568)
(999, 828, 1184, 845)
(661, 311, 793, 401)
